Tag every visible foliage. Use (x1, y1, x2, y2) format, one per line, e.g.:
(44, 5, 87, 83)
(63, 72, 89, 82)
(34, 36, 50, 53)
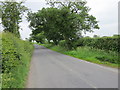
(29, 32, 46, 44)
(27, 8, 64, 45)
(42, 44, 119, 68)
(58, 40, 66, 48)
(27, 0, 99, 50)
(1, 32, 34, 88)
(1, 0, 28, 38)
(77, 36, 120, 52)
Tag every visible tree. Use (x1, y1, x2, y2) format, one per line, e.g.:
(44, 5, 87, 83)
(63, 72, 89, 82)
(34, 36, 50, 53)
(27, 8, 64, 45)
(1, 0, 28, 38)
(29, 32, 46, 44)
(46, 0, 99, 50)
(28, 0, 99, 50)
(113, 34, 120, 37)
(93, 35, 99, 38)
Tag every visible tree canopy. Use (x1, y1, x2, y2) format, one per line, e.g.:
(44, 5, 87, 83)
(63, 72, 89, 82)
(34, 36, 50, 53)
(28, 0, 99, 50)
(1, 0, 28, 38)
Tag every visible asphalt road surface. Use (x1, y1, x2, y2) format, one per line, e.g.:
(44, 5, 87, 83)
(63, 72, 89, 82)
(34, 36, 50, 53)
(26, 44, 118, 88)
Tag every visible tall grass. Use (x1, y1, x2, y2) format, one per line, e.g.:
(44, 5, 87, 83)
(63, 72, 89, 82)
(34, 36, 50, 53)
(41, 44, 119, 68)
(65, 47, 118, 67)
(1, 32, 34, 88)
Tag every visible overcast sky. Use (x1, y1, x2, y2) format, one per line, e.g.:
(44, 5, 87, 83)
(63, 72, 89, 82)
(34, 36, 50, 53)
(0, 0, 119, 39)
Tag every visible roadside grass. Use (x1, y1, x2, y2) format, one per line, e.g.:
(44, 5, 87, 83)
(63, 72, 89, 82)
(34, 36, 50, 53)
(1, 32, 34, 88)
(40, 44, 119, 68)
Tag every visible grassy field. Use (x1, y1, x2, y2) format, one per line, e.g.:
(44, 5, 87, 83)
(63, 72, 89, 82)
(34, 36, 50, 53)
(40, 44, 119, 68)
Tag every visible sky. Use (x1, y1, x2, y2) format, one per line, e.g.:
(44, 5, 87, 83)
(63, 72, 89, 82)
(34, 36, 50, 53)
(0, 0, 119, 39)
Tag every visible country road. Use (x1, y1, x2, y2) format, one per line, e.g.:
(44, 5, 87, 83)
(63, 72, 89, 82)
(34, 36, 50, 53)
(26, 44, 118, 88)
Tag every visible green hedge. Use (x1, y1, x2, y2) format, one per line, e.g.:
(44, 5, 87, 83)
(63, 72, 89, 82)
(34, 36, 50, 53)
(58, 40, 66, 47)
(1, 32, 34, 88)
(77, 36, 119, 52)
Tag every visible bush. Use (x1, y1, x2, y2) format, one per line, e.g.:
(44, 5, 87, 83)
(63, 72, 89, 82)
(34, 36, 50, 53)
(1, 32, 34, 88)
(59, 40, 66, 47)
(59, 40, 77, 50)
(95, 55, 118, 64)
(77, 36, 119, 52)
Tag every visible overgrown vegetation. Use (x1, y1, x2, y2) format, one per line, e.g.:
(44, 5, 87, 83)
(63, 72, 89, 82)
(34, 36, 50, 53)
(1, 32, 34, 88)
(39, 35, 119, 68)
(76, 35, 120, 52)
(41, 43, 119, 68)
(0, 0, 34, 88)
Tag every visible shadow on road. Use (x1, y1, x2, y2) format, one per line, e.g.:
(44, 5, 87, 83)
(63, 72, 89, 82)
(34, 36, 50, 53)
(34, 44, 47, 49)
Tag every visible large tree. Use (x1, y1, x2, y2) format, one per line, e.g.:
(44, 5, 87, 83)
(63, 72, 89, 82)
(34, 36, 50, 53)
(27, 8, 64, 45)
(47, 0, 99, 49)
(1, 0, 28, 38)
(28, 0, 99, 50)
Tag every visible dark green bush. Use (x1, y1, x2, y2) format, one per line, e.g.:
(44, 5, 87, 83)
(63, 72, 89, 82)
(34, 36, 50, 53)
(95, 56, 118, 64)
(77, 36, 119, 52)
(1, 32, 34, 88)
(59, 40, 66, 47)
(59, 40, 77, 50)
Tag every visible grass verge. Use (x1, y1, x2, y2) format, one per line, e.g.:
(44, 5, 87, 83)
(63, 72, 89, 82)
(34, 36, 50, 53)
(1, 32, 34, 88)
(40, 44, 119, 68)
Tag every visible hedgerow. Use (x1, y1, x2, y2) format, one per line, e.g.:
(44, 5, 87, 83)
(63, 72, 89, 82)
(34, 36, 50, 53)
(1, 32, 34, 88)
(75, 36, 120, 64)
(77, 36, 120, 52)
